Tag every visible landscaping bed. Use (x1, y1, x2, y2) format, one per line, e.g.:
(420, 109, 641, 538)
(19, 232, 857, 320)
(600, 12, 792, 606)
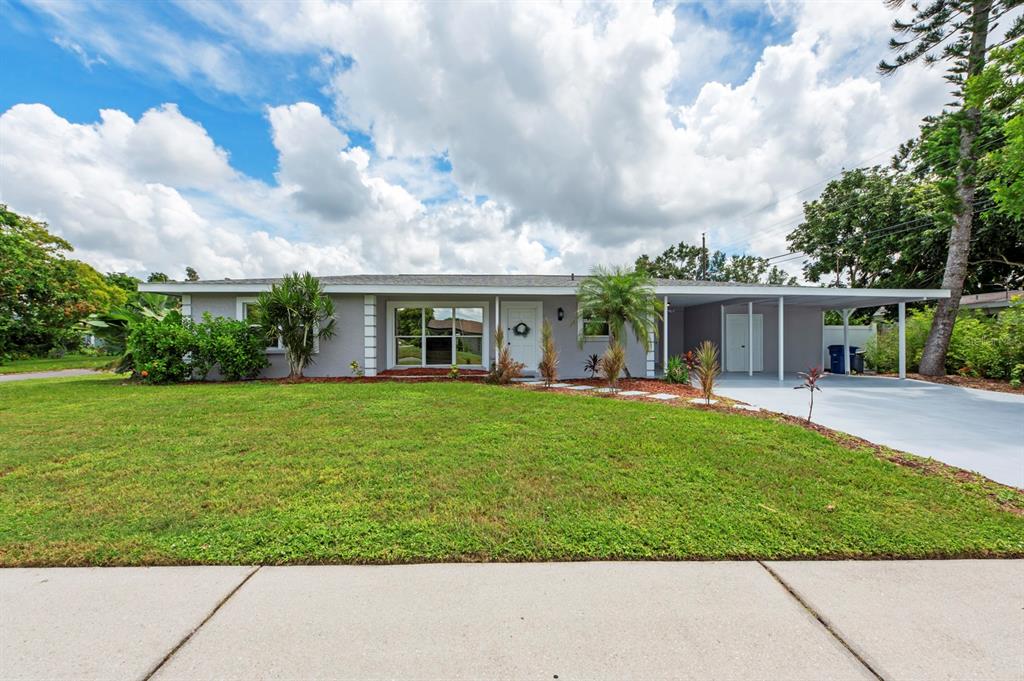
(885, 372, 1022, 395)
(1, 374, 1021, 566)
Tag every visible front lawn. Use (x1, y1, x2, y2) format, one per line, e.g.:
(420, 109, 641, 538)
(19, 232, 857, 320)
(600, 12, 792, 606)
(0, 354, 110, 374)
(0, 375, 1021, 566)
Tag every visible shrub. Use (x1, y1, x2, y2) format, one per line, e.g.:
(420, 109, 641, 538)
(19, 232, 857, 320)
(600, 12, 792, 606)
(793, 366, 825, 422)
(193, 314, 268, 381)
(127, 313, 194, 384)
(598, 341, 626, 389)
(866, 298, 1024, 380)
(487, 327, 525, 384)
(1011, 364, 1024, 389)
(664, 355, 689, 384)
(583, 353, 601, 378)
(694, 341, 720, 404)
(538, 319, 558, 386)
(350, 360, 364, 377)
(448, 364, 460, 379)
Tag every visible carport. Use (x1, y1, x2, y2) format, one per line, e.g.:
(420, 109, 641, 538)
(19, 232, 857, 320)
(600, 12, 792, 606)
(653, 284, 951, 380)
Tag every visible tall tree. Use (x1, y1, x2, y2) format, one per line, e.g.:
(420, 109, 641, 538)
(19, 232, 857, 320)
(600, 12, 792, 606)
(185, 267, 199, 281)
(879, 0, 1022, 375)
(147, 272, 170, 283)
(635, 241, 797, 285)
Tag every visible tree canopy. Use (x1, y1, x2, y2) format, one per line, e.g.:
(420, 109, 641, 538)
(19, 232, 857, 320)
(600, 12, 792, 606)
(635, 241, 797, 285)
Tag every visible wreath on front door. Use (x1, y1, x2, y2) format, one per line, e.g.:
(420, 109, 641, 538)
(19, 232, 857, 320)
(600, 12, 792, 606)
(512, 322, 531, 337)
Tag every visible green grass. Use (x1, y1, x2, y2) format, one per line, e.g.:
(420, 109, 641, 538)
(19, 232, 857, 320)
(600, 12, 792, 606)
(1, 375, 1021, 566)
(0, 354, 110, 374)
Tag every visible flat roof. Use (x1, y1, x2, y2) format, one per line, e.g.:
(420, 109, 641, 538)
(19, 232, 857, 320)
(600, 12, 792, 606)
(139, 273, 949, 310)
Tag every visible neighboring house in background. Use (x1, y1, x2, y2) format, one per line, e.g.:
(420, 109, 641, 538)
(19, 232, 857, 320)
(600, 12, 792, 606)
(959, 290, 1023, 312)
(139, 275, 949, 380)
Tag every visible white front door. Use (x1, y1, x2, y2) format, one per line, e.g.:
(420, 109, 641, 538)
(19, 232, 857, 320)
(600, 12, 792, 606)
(726, 313, 763, 372)
(502, 302, 542, 370)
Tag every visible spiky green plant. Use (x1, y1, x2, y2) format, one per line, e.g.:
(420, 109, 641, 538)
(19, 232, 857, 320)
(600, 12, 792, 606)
(252, 272, 336, 379)
(694, 340, 720, 405)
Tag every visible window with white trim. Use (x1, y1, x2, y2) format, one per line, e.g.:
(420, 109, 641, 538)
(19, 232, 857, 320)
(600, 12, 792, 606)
(394, 306, 484, 366)
(578, 316, 610, 339)
(236, 297, 285, 352)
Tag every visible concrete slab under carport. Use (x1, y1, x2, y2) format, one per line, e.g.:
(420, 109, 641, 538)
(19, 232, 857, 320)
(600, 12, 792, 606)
(152, 562, 872, 680)
(0, 566, 254, 681)
(714, 373, 1024, 488)
(766, 560, 1024, 681)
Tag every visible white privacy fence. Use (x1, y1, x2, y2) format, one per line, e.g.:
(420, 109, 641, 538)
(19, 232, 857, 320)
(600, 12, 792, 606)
(822, 324, 875, 357)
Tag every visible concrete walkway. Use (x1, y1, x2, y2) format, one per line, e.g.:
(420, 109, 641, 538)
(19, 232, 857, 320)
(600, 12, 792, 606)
(0, 368, 99, 383)
(2, 561, 1021, 680)
(715, 373, 1024, 488)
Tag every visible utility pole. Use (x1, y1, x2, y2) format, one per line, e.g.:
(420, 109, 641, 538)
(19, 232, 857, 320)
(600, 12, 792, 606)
(701, 232, 707, 280)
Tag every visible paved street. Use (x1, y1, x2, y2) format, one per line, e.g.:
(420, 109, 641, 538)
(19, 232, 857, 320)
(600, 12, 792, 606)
(0, 369, 100, 383)
(3, 561, 1021, 680)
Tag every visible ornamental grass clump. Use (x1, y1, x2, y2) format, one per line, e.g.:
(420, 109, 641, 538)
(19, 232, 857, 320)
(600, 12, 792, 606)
(487, 327, 525, 385)
(599, 341, 626, 390)
(538, 319, 558, 386)
(694, 340, 720, 405)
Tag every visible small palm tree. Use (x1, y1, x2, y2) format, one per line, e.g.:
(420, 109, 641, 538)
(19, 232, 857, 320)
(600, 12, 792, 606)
(252, 272, 336, 379)
(694, 340, 720, 405)
(575, 265, 663, 376)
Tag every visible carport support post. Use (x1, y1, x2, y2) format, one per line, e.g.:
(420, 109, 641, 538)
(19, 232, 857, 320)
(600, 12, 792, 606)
(662, 296, 669, 370)
(747, 302, 754, 376)
(494, 296, 500, 365)
(842, 309, 850, 375)
(777, 296, 784, 382)
(898, 302, 906, 379)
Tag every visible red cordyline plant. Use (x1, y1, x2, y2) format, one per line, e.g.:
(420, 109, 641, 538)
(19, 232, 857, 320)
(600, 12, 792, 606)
(794, 366, 825, 422)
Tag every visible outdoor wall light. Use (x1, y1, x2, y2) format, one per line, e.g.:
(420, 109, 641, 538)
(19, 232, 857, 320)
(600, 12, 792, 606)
(557, 307, 565, 321)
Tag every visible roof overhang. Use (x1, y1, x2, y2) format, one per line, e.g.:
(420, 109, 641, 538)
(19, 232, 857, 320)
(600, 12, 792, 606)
(138, 281, 950, 310)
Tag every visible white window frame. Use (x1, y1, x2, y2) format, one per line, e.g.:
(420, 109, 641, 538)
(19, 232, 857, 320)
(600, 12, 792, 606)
(385, 301, 489, 369)
(236, 297, 286, 354)
(577, 315, 610, 341)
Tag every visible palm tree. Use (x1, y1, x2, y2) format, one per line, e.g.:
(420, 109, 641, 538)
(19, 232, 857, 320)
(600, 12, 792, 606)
(575, 265, 663, 376)
(252, 272, 336, 379)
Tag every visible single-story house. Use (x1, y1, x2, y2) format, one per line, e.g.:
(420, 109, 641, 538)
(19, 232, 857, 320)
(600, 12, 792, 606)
(139, 275, 949, 380)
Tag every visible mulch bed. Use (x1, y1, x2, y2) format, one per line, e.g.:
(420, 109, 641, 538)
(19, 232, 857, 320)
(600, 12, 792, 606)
(378, 367, 488, 377)
(882, 372, 1022, 395)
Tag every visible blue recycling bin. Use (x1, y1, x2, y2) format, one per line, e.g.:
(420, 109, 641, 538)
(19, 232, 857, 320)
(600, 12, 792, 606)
(827, 345, 859, 373)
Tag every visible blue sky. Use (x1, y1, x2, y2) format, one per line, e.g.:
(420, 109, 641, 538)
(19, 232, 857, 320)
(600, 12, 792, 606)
(0, 1, 947, 277)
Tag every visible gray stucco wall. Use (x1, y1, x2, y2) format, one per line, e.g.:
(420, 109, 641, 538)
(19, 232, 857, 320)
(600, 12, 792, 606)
(188, 293, 365, 379)
(670, 301, 823, 374)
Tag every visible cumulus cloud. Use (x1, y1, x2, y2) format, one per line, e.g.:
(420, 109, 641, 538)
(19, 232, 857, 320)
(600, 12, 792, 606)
(4, 1, 957, 279)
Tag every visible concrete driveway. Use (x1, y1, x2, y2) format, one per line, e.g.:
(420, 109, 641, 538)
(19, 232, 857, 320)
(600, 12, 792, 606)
(715, 373, 1024, 488)
(3, 561, 1022, 680)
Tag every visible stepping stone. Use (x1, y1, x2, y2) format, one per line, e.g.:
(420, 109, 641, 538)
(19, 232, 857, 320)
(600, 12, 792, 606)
(648, 393, 679, 400)
(520, 380, 545, 385)
(594, 387, 619, 393)
(510, 378, 534, 383)
(688, 398, 718, 405)
(732, 404, 760, 412)
(617, 390, 649, 397)
(567, 385, 595, 391)
(548, 383, 572, 388)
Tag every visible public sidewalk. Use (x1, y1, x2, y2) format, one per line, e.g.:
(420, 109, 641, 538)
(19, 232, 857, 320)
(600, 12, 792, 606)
(2, 561, 1022, 681)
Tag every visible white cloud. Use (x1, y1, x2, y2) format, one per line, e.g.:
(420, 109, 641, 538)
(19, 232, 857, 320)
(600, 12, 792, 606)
(6, 1, 958, 280)
(52, 36, 106, 69)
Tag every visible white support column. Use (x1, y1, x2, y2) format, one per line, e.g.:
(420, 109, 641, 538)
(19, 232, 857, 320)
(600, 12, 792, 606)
(180, 294, 191, 322)
(747, 301, 754, 377)
(662, 296, 669, 368)
(820, 310, 826, 370)
(494, 296, 500, 365)
(842, 309, 850, 375)
(363, 295, 377, 377)
(898, 302, 907, 379)
(720, 304, 726, 356)
(777, 296, 784, 382)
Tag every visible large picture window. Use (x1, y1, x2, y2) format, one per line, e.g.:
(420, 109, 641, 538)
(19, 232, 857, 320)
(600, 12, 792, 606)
(393, 306, 484, 366)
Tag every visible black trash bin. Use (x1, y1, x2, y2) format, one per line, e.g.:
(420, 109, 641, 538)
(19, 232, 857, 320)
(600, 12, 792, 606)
(827, 345, 860, 373)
